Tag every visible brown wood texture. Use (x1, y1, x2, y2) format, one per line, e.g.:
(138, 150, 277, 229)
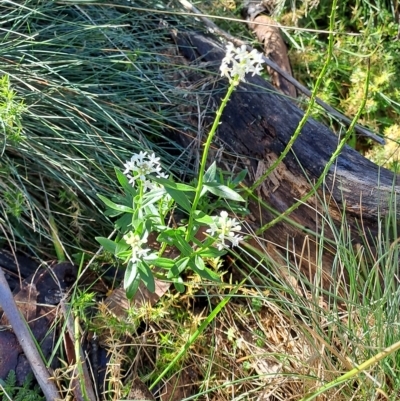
(248, 15, 297, 98)
(171, 31, 400, 289)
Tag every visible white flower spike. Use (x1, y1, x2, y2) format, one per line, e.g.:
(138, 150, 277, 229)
(123, 151, 165, 190)
(220, 43, 265, 85)
(206, 210, 244, 250)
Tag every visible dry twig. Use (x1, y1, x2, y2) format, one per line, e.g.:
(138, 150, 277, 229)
(0, 268, 61, 401)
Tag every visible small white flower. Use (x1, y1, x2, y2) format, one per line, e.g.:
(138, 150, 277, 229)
(229, 234, 242, 248)
(123, 232, 152, 264)
(220, 62, 232, 80)
(230, 61, 247, 84)
(131, 151, 147, 164)
(233, 45, 248, 61)
(251, 62, 264, 77)
(122, 160, 135, 175)
(215, 242, 225, 251)
(147, 152, 161, 165)
(142, 179, 156, 192)
(206, 210, 243, 250)
(220, 43, 265, 84)
(123, 151, 165, 190)
(131, 247, 151, 264)
(124, 231, 145, 247)
(249, 49, 264, 64)
(206, 223, 217, 237)
(157, 171, 169, 179)
(224, 42, 235, 63)
(127, 175, 136, 186)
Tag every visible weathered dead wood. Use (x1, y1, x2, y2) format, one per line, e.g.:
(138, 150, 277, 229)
(247, 14, 297, 98)
(171, 31, 400, 289)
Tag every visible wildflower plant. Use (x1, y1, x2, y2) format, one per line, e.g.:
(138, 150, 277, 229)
(96, 44, 265, 298)
(219, 43, 265, 85)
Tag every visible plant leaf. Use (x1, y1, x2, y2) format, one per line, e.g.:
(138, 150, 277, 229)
(195, 255, 205, 270)
(151, 257, 175, 269)
(114, 213, 132, 231)
(138, 261, 155, 293)
(157, 228, 186, 246)
(200, 266, 221, 281)
(198, 247, 225, 258)
(124, 261, 138, 290)
(172, 232, 194, 256)
(195, 214, 214, 225)
(164, 187, 192, 212)
(97, 194, 135, 213)
(95, 237, 117, 254)
(168, 257, 189, 279)
(115, 167, 137, 195)
(115, 241, 130, 258)
(203, 183, 245, 202)
(231, 168, 248, 186)
(153, 177, 195, 192)
(125, 275, 141, 300)
(173, 277, 185, 293)
(141, 188, 165, 207)
(204, 161, 216, 182)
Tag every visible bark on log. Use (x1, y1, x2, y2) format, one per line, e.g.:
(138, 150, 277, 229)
(171, 31, 400, 289)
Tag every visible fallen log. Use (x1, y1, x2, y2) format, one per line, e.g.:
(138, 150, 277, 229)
(170, 31, 400, 289)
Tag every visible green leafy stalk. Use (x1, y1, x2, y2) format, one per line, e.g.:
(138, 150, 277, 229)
(75, 316, 91, 401)
(249, 0, 338, 193)
(257, 56, 371, 234)
(186, 81, 236, 241)
(49, 215, 66, 262)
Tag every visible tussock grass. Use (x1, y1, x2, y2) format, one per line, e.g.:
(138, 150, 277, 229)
(0, 0, 197, 256)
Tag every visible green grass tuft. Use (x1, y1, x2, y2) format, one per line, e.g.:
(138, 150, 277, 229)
(0, 0, 196, 257)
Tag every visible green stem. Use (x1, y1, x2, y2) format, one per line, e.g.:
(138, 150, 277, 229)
(299, 338, 400, 401)
(132, 181, 144, 229)
(257, 55, 371, 235)
(249, 0, 338, 193)
(149, 278, 244, 390)
(185, 80, 237, 241)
